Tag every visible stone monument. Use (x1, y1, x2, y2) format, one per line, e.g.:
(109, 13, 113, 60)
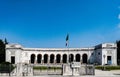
(62, 62, 81, 76)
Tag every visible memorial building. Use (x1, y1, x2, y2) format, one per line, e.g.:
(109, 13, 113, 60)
(5, 43, 117, 65)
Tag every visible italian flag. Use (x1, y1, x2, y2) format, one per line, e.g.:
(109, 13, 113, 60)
(66, 34, 69, 47)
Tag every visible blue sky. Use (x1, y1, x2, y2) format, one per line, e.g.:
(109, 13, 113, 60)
(0, 0, 120, 48)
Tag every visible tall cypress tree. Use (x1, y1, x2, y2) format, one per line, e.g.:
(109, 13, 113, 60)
(0, 39, 6, 63)
(4, 38, 8, 45)
(116, 40, 120, 65)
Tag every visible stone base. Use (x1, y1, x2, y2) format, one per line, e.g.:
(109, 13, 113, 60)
(62, 64, 80, 76)
(62, 64, 72, 75)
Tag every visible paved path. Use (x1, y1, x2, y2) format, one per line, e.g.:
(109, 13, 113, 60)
(95, 69, 120, 76)
(1, 69, 120, 77)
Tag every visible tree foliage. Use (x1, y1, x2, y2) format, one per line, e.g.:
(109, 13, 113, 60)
(0, 40, 5, 54)
(0, 39, 6, 63)
(116, 40, 120, 65)
(4, 38, 8, 45)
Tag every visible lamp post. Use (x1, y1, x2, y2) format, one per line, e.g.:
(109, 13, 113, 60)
(103, 54, 106, 70)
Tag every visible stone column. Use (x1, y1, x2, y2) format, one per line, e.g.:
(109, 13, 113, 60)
(48, 55, 50, 64)
(61, 55, 63, 63)
(35, 55, 37, 64)
(67, 54, 69, 63)
(74, 54, 76, 62)
(81, 55, 83, 64)
(54, 55, 56, 64)
(42, 55, 44, 64)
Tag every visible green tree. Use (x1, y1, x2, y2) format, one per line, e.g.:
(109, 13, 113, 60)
(116, 40, 120, 65)
(0, 39, 6, 63)
(4, 38, 8, 45)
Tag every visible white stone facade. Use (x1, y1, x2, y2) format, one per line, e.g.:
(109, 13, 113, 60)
(94, 43, 117, 65)
(5, 43, 117, 65)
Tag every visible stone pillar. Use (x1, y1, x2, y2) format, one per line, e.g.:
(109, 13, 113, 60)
(54, 55, 56, 64)
(81, 55, 83, 64)
(61, 55, 63, 63)
(67, 54, 69, 63)
(74, 55, 76, 62)
(35, 55, 37, 64)
(48, 55, 50, 64)
(42, 55, 44, 64)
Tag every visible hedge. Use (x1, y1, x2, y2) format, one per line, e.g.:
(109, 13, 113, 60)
(33, 66, 62, 70)
(0, 62, 15, 73)
(95, 66, 120, 70)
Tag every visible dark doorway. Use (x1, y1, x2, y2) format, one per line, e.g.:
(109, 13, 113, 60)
(63, 54, 67, 63)
(11, 56, 15, 64)
(44, 54, 48, 63)
(31, 54, 35, 64)
(56, 54, 61, 63)
(37, 54, 42, 63)
(76, 54, 80, 62)
(107, 56, 112, 65)
(50, 54, 54, 63)
(82, 54, 88, 63)
(69, 54, 74, 62)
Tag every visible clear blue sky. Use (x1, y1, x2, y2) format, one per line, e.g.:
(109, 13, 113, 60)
(0, 0, 120, 48)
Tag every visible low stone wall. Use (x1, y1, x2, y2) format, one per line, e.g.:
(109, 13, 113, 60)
(79, 65, 94, 75)
(33, 64, 62, 75)
(33, 69, 62, 75)
(63, 64, 95, 76)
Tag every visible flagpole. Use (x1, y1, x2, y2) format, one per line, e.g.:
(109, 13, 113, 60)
(67, 37, 69, 64)
(66, 34, 70, 64)
(68, 37, 71, 64)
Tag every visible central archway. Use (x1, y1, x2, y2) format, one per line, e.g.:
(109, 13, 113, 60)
(76, 54, 80, 62)
(37, 54, 42, 64)
(50, 54, 54, 63)
(63, 54, 67, 63)
(69, 54, 74, 62)
(44, 54, 48, 63)
(56, 54, 61, 63)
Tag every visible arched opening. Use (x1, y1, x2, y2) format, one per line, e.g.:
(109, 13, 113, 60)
(50, 54, 54, 63)
(82, 54, 88, 63)
(37, 54, 42, 63)
(63, 54, 67, 63)
(44, 54, 48, 63)
(69, 54, 74, 62)
(31, 54, 35, 64)
(76, 54, 80, 62)
(56, 54, 61, 63)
